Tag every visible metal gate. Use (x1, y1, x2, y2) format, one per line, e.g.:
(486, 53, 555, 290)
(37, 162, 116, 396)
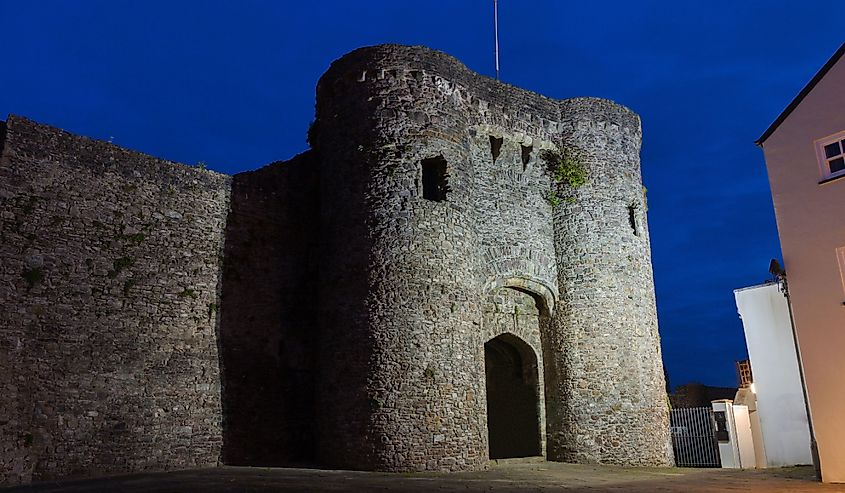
(670, 407, 721, 467)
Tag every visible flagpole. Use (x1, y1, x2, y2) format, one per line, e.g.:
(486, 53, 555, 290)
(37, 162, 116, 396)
(494, 0, 500, 80)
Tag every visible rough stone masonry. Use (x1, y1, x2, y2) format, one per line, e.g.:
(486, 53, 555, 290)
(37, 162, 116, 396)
(0, 44, 673, 486)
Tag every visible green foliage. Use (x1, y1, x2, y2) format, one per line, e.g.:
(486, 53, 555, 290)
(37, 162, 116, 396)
(178, 288, 198, 299)
(207, 302, 219, 320)
(195, 161, 207, 170)
(545, 148, 587, 187)
(22, 267, 43, 288)
(424, 366, 436, 382)
(541, 145, 588, 206)
(544, 190, 560, 207)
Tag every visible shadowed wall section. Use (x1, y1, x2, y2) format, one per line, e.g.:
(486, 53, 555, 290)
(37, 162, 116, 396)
(0, 116, 230, 484)
(218, 153, 320, 466)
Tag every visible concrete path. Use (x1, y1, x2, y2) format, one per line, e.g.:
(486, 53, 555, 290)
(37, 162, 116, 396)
(4, 460, 843, 492)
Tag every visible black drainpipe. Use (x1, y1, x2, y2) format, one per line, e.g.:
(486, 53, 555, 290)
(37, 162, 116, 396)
(776, 270, 821, 480)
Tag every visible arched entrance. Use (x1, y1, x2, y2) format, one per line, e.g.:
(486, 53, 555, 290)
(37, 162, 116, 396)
(484, 332, 542, 459)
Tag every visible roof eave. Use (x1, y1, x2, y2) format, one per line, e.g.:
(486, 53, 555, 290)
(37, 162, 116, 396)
(756, 42, 845, 146)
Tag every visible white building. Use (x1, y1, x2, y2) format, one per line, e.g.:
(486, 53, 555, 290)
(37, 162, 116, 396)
(734, 282, 813, 467)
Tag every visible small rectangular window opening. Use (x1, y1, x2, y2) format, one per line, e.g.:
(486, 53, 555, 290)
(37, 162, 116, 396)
(422, 156, 449, 202)
(490, 136, 503, 162)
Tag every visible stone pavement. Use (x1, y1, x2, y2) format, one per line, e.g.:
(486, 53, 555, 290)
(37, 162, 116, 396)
(3, 460, 843, 492)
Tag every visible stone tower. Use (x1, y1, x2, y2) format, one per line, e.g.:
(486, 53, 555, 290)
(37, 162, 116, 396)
(311, 45, 673, 471)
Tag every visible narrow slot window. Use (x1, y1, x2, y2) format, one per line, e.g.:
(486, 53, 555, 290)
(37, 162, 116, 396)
(521, 145, 532, 169)
(422, 156, 449, 202)
(628, 204, 639, 236)
(490, 136, 503, 162)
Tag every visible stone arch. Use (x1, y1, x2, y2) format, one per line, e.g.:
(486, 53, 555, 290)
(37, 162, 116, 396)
(484, 332, 543, 459)
(483, 275, 557, 315)
(481, 282, 551, 459)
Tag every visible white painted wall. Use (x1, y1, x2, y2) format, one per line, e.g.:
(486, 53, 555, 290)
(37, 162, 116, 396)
(733, 405, 757, 469)
(712, 400, 757, 469)
(734, 282, 813, 467)
(734, 387, 767, 468)
(712, 400, 740, 468)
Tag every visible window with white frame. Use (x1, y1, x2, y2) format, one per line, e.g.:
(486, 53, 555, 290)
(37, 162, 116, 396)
(816, 130, 845, 180)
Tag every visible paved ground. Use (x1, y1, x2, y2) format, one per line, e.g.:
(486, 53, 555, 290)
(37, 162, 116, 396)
(4, 460, 843, 492)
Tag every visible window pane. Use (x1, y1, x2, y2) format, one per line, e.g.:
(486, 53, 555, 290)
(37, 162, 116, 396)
(829, 157, 845, 174)
(824, 142, 841, 158)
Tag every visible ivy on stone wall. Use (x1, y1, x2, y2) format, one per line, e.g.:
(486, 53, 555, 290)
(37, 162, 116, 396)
(541, 145, 587, 206)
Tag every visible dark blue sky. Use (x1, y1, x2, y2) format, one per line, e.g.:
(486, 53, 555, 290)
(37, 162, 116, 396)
(1, 1, 840, 388)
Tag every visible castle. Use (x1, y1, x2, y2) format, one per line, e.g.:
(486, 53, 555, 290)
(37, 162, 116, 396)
(0, 44, 673, 485)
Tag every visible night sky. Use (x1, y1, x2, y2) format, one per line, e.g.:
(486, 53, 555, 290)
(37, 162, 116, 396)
(1, 1, 841, 389)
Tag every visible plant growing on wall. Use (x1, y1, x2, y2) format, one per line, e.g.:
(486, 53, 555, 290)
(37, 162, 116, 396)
(541, 145, 587, 206)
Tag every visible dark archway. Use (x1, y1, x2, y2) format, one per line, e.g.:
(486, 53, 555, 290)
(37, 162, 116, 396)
(484, 333, 542, 459)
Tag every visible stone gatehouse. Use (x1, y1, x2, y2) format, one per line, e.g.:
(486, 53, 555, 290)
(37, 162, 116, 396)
(0, 44, 673, 485)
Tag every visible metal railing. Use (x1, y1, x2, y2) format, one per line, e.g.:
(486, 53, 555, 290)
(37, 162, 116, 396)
(670, 407, 721, 467)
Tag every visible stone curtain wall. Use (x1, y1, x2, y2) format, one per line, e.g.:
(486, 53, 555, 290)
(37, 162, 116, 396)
(313, 45, 673, 471)
(0, 117, 230, 485)
(218, 153, 320, 466)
